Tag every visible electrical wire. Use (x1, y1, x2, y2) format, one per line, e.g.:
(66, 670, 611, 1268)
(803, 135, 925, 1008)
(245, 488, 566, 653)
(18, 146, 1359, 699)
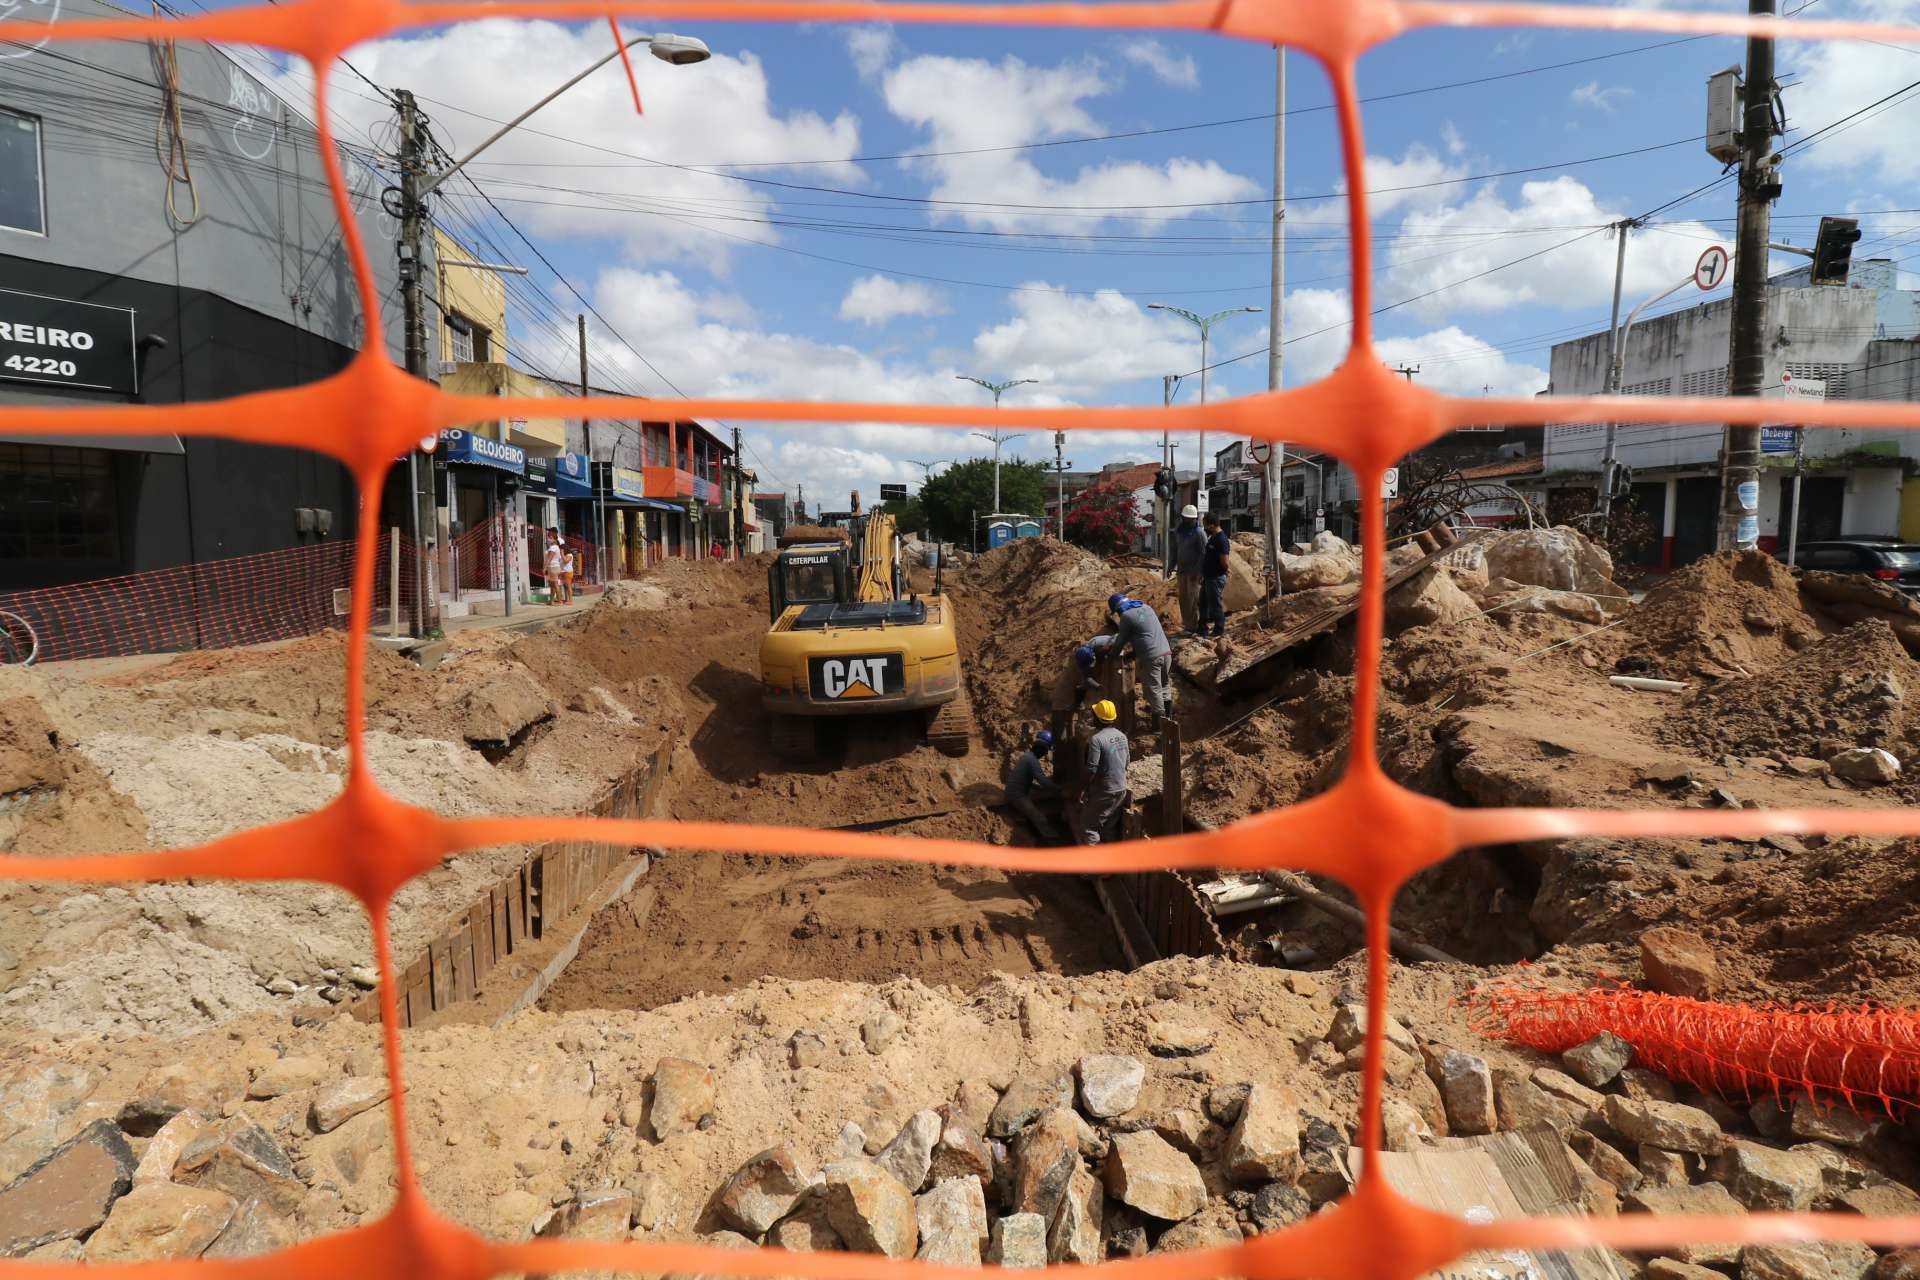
(150, 15, 201, 228)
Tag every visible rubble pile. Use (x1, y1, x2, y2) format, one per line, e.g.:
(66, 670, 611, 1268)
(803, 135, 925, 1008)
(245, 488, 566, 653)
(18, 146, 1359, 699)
(1659, 621, 1917, 765)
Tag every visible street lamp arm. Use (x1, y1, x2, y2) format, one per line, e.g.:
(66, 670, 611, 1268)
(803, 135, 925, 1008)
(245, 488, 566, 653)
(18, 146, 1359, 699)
(420, 33, 708, 199)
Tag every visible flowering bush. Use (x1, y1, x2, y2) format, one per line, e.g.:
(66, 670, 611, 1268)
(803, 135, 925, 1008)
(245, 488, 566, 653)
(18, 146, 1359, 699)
(1066, 480, 1144, 555)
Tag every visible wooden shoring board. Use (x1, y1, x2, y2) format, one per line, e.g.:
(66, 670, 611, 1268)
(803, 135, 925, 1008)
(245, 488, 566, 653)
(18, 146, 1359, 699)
(1212, 530, 1488, 687)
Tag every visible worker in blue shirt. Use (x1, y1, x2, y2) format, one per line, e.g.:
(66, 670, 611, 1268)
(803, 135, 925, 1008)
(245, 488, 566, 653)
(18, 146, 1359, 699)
(1091, 592, 1172, 731)
(1005, 730, 1062, 843)
(1199, 514, 1232, 638)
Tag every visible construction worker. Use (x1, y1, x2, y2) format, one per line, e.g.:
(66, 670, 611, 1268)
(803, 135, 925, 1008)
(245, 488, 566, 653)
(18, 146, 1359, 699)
(1093, 592, 1173, 730)
(1006, 730, 1062, 843)
(1078, 699, 1130, 845)
(1171, 504, 1206, 636)
(1199, 514, 1232, 638)
(1047, 643, 1102, 746)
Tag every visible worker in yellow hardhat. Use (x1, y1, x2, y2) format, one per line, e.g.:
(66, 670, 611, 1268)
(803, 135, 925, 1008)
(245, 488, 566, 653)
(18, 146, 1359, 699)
(1078, 699, 1131, 845)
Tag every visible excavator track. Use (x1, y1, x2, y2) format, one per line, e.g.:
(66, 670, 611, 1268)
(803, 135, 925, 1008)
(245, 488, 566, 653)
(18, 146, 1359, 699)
(927, 691, 975, 757)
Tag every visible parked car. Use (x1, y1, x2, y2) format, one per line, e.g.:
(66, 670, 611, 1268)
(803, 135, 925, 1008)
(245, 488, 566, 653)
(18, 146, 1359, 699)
(1787, 540, 1920, 594)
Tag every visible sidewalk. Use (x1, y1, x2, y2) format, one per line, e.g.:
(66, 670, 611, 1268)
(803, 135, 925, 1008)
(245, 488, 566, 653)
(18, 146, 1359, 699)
(437, 588, 601, 640)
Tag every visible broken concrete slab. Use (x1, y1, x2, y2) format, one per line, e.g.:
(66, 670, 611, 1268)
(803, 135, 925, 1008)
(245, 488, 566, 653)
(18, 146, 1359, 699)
(0, 1119, 136, 1257)
(84, 1182, 236, 1261)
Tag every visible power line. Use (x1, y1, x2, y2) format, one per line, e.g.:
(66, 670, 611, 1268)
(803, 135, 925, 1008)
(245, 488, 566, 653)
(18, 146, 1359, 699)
(456, 32, 1711, 172)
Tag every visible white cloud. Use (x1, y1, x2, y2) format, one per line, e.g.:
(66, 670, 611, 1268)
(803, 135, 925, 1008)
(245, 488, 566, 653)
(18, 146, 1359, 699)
(880, 53, 1260, 231)
(276, 19, 860, 267)
(1570, 81, 1633, 112)
(1383, 176, 1722, 317)
(1272, 289, 1546, 398)
(1358, 143, 1469, 219)
(1788, 0, 1920, 186)
(1441, 122, 1467, 157)
(1118, 38, 1199, 89)
(845, 26, 895, 81)
(971, 287, 1252, 399)
(839, 276, 948, 326)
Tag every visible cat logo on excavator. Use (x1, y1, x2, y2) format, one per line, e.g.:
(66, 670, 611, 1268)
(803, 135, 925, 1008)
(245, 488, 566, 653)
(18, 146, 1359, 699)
(816, 656, 892, 699)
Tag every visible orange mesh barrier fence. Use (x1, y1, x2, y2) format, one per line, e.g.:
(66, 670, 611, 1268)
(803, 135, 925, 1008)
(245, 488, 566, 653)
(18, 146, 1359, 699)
(1473, 984, 1920, 1122)
(5, 2, 1920, 1280)
(0, 538, 368, 664)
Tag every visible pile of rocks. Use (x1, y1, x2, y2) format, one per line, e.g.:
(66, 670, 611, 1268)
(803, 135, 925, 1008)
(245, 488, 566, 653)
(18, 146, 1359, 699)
(692, 1048, 1335, 1268)
(0, 1057, 390, 1260)
(1501, 1029, 1920, 1280)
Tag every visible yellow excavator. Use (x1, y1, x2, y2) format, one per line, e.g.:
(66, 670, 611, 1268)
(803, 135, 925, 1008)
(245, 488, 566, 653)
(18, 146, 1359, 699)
(759, 495, 972, 758)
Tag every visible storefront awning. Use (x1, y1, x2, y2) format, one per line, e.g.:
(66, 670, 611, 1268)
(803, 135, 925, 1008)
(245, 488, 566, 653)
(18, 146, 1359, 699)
(0, 431, 184, 455)
(597, 496, 684, 513)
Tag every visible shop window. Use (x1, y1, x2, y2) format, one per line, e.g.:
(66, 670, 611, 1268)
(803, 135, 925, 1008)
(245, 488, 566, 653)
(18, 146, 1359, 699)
(0, 444, 119, 561)
(1, 108, 45, 236)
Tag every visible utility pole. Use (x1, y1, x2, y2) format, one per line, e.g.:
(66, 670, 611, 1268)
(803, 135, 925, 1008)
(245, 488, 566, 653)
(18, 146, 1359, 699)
(1147, 305, 1261, 519)
(1162, 374, 1180, 578)
(1393, 364, 1419, 381)
(1721, 0, 1781, 551)
(1263, 45, 1287, 600)
(731, 424, 743, 560)
(1597, 218, 1637, 534)
(579, 314, 606, 583)
(1052, 431, 1072, 540)
(395, 89, 435, 638)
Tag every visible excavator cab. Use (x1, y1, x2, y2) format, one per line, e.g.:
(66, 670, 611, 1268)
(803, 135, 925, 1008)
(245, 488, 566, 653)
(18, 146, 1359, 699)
(767, 545, 850, 622)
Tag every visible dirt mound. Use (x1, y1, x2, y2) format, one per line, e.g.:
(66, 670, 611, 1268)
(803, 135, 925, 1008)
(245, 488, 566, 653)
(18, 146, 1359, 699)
(1607, 551, 1828, 679)
(1659, 620, 1916, 762)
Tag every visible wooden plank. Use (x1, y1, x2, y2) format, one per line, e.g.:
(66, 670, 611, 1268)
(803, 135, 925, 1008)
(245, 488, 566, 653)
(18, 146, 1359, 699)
(470, 904, 494, 985)
(1213, 529, 1484, 686)
(1160, 717, 1184, 837)
(508, 868, 529, 949)
(402, 958, 430, 1029)
(491, 884, 510, 959)
(449, 920, 475, 1005)
(429, 938, 454, 1013)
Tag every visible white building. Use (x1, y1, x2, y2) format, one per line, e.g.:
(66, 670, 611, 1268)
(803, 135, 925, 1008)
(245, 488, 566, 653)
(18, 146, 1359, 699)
(1536, 258, 1920, 568)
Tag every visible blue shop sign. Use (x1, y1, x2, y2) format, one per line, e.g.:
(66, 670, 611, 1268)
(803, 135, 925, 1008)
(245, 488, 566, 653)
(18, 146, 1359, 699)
(555, 453, 593, 498)
(438, 428, 526, 475)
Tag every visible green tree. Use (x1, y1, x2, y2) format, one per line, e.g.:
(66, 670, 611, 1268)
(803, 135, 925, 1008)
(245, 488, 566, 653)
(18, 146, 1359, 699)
(916, 457, 1049, 546)
(1065, 479, 1144, 555)
(881, 496, 927, 536)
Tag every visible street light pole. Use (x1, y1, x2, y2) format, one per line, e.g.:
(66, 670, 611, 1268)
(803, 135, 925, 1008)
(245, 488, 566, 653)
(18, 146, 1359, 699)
(957, 375, 1038, 517)
(1264, 45, 1287, 597)
(1148, 304, 1261, 520)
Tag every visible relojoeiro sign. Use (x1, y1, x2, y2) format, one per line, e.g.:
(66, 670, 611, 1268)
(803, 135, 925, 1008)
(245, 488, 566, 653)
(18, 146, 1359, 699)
(809, 653, 904, 700)
(0, 287, 139, 394)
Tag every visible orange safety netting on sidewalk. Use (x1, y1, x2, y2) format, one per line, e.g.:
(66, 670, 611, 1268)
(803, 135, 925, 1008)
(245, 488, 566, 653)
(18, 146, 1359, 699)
(4, 2, 1920, 1280)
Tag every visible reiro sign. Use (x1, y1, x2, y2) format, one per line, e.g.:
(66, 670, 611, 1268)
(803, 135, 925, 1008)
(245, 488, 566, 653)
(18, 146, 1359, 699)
(0, 286, 139, 394)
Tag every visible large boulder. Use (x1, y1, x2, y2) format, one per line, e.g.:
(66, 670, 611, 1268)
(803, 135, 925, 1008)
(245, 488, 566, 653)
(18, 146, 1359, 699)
(1640, 927, 1719, 1000)
(1482, 526, 1627, 613)
(1387, 567, 1480, 633)
(822, 1160, 918, 1258)
(1103, 1131, 1206, 1221)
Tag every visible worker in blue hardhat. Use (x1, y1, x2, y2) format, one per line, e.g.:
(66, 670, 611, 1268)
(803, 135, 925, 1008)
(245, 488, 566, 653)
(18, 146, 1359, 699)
(1005, 730, 1062, 843)
(1089, 591, 1173, 731)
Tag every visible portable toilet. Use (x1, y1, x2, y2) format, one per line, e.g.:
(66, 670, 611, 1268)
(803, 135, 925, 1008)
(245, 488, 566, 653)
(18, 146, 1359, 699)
(1014, 518, 1042, 540)
(987, 520, 1014, 549)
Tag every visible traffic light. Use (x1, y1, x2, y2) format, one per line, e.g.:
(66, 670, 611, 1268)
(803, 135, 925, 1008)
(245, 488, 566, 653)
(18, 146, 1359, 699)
(1811, 216, 1862, 286)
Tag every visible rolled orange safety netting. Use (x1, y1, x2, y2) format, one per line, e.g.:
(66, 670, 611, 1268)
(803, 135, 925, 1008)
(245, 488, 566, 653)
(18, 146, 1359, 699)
(3, 2, 1920, 1280)
(1473, 983, 1920, 1122)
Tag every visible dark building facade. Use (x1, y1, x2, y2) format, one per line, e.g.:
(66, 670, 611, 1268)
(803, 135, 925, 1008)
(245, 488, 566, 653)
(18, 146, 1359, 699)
(0, 0, 408, 595)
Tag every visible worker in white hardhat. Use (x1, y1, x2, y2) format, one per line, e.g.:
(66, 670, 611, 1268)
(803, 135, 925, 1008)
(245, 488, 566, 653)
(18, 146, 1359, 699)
(1171, 503, 1206, 636)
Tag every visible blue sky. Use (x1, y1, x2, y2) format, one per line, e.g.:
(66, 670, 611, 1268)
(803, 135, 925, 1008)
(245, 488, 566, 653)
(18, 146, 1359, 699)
(212, 0, 1920, 510)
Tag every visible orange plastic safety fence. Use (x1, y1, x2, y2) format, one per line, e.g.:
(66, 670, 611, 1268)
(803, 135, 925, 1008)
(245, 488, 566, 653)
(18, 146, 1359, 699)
(4, 2, 1920, 1280)
(0, 537, 370, 663)
(1473, 984, 1920, 1123)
